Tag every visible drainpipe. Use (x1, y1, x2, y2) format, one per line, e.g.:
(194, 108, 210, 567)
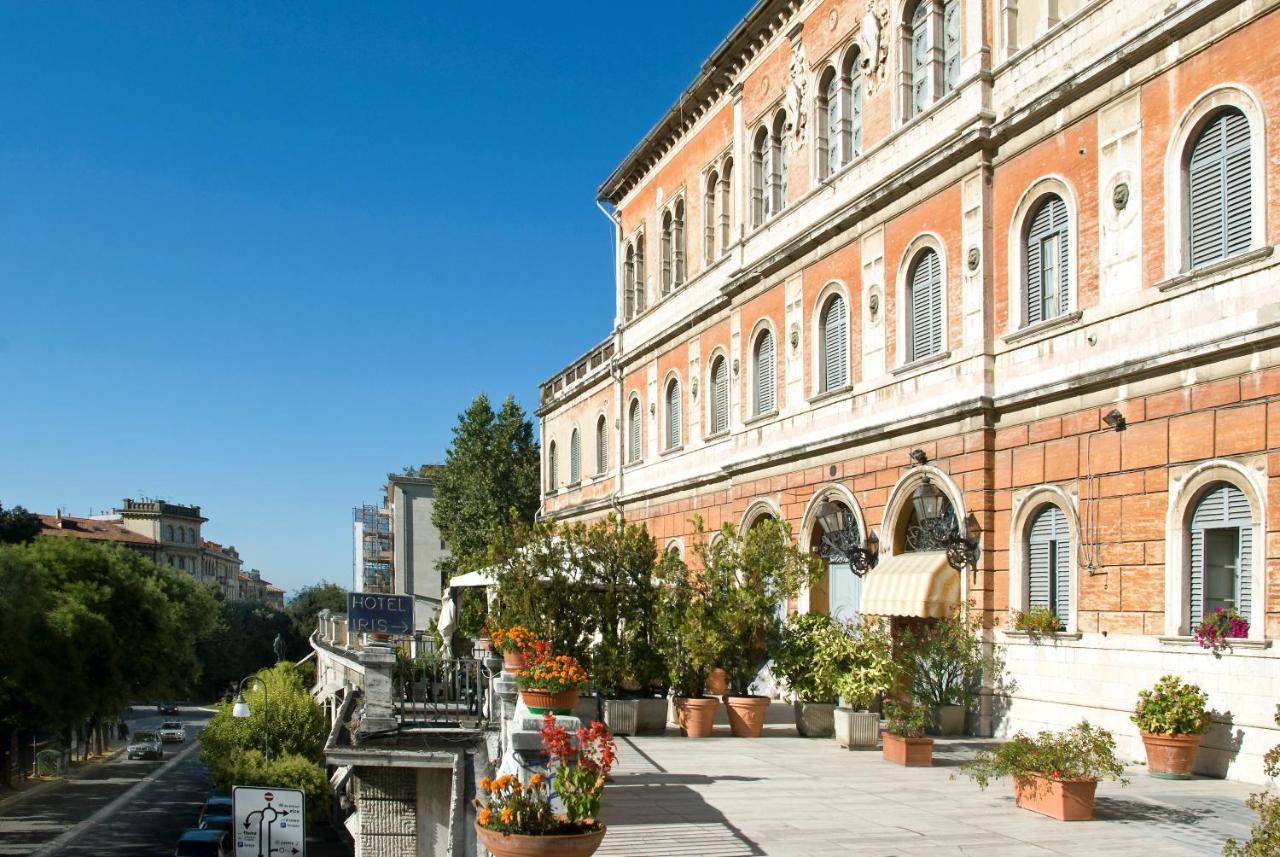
(597, 199, 627, 518)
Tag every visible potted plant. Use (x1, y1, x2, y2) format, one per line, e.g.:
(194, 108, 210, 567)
(516, 653, 589, 715)
(833, 618, 898, 749)
(701, 519, 822, 738)
(880, 700, 933, 767)
(1194, 607, 1249, 654)
(490, 625, 540, 673)
(962, 721, 1128, 821)
(774, 614, 846, 737)
(1012, 607, 1062, 636)
(474, 713, 615, 857)
(655, 534, 719, 738)
(901, 610, 988, 735)
(1131, 674, 1209, 779)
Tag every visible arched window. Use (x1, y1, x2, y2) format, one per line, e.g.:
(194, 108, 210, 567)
(660, 210, 674, 295)
(1188, 482, 1253, 624)
(1024, 194, 1069, 326)
(751, 126, 770, 227)
(818, 67, 840, 179)
(771, 111, 788, 215)
(720, 159, 734, 252)
(166, 525, 175, 541)
(1027, 504, 1070, 627)
(819, 293, 848, 392)
(547, 441, 558, 491)
(673, 199, 685, 287)
(704, 171, 719, 264)
(709, 356, 729, 435)
(665, 378, 682, 449)
(595, 415, 608, 475)
(841, 48, 863, 159)
(189, 527, 196, 544)
(178, 557, 186, 570)
(906, 248, 943, 361)
(906, 1, 960, 120)
(624, 243, 637, 320)
(627, 398, 642, 463)
(569, 429, 581, 484)
(753, 328, 776, 416)
(1187, 107, 1252, 270)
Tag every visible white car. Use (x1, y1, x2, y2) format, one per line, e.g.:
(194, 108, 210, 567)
(159, 721, 186, 743)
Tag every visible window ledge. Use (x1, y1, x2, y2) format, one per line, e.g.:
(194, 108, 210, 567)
(1156, 245, 1275, 293)
(565, 481, 581, 489)
(660, 444, 684, 457)
(1002, 630, 1083, 642)
(1002, 310, 1084, 345)
(1158, 635, 1270, 650)
(703, 430, 730, 443)
(544, 489, 559, 497)
(591, 471, 609, 482)
(808, 383, 853, 405)
(891, 350, 951, 377)
(623, 459, 644, 471)
(744, 409, 779, 427)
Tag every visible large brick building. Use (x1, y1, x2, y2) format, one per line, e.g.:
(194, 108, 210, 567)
(537, 0, 1280, 782)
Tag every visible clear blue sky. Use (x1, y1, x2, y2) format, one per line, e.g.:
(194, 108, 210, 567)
(1, 2, 747, 595)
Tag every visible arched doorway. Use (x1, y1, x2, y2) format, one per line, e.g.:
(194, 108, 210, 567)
(803, 486, 873, 625)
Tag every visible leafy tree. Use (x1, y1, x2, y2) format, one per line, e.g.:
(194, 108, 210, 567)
(197, 600, 295, 700)
(0, 505, 42, 545)
(201, 663, 330, 823)
(285, 581, 347, 645)
(432, 394, 540, 588)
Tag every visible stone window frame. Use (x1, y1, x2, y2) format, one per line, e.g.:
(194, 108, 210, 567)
(661, 369, 684, 452)
(1162, 84, 1267, 280)
(1163, 457, 1267, 639)
(625, 392, 645, 466)
(894, 232, 950, 368)
(1008, 484, 1080, 634)
(593, 410, 610, 477)
(797, 483, 870, 615)
(1006, 175, 1080, 333)
(746, 316, 781, 419)
(739, 497, 783, 533)
(810, 279, 853, 397)
(703, 346, 732, 439)
(880, 465, 970, 606)
(546, 437, 558, 493)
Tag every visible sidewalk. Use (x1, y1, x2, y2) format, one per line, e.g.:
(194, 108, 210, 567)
(597, 705, 1259, 857)
(0, 738, 127, 810)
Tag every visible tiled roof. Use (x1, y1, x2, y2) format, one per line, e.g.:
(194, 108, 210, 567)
(38, 514, 157, 546)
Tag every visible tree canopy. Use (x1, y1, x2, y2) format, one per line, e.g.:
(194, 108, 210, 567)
(0, 505, 42, 545)
(285, 581, 347, 644)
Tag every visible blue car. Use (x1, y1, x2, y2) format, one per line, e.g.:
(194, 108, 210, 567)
(198, 794, 233, 824)
(198, 813, 233, 833)
(174, 828, 230, 857)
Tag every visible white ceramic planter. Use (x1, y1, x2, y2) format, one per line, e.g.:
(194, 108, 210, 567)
(834, 708, 879, 749)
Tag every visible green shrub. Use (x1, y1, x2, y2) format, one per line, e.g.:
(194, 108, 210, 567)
(773, 614, 848, 703)
(963, 721, 1128, 789)
(833, 619, 898, 710)
(1131, 675, 1209, 736)
(901, 611, 989, 707)
(882, 700, 929, 738)
(209, 749, 332, 824)
(1223, 705, 1280, 856)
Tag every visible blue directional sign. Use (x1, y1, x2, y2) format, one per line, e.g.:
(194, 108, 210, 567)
(347, 592, 413, 635)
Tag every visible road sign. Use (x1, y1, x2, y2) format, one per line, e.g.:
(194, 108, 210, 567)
(233, 785, 305, 857)
(347, 592, 413, 635)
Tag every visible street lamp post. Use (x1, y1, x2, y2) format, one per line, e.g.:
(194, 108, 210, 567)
(232, 675, 270, 760)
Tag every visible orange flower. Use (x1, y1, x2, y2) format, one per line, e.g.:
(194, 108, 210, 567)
(500, 807, 514, 825)
(478, 807, 492, 827)
(479, 776, 492, 793)
(528, 773, 544, 788)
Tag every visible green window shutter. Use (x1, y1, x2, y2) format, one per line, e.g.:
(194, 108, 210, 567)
(596, 417, 607, 474)
(911, 3, 930, 116)
(548, 442, 557, 490)
(666, 380, 681, 448)
(1025, 195, 1069, 325)
(1189, 482, 1252, 623)
(1189, 108, 1252, 269)
(1028, 505, 1069, 622)
(712, 358, 729, 434)
(821, 295, 848, 391)
(850, 74, 863, 157)
(910, 249, 942, 361)
(755, 330, 775, 415)
(569, 430, 580, 483)
(943, 0, 961, 94)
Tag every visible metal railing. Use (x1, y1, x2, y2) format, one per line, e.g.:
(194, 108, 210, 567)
(395, 656, 491, 728)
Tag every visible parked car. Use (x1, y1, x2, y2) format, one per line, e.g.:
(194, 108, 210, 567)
(158, 702, 179, 715)
(198, 794, 233, 824)
(174, 829, 230, 857)
(127, 731, 163, 761)
(159, 721, 186, 742)
(197, 814, 233, 834)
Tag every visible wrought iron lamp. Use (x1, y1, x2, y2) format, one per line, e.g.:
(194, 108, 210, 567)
(906, 476, 981, 573)
(814, 498, 879, 575)
(232, 675, 270, 759)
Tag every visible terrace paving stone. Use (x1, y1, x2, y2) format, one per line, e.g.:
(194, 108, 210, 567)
(596, 703, 1260, 857)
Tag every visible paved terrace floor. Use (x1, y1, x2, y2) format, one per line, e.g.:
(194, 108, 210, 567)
(597, 704, 1260, 857)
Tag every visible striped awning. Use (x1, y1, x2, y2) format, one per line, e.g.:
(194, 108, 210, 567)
(860, 551, 960, 618)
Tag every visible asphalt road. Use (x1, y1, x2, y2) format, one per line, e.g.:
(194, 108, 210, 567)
(0, 706, 216, 857)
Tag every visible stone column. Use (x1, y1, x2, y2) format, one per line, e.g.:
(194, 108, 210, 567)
(358, 644, 398, 736)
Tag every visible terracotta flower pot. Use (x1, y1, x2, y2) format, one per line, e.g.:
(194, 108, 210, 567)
(1140, 730, 1203, 779)
(1012, 774, 1097, 821)
(520, 688, 580, 715)
(674, 696, 719, 738)
(475, 822, 606, 857)
(725, 695, 771, 737)
(705, 669, 729, 696)
(503, 651, 528, 673)
(881, 732, 933, 766)
(793, 701, 836, 738)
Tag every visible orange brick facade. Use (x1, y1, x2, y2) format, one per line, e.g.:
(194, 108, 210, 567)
(538, 0, 1280, 782)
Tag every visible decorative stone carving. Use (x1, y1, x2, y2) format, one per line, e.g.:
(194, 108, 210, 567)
(858, 0, 891, 92)
(1113, 182, 1130, 212)
(786, 39, 808, 145)
(968, 246, 981, 271)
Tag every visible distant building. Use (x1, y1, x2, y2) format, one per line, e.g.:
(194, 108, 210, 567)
(353, 468, 449, 634)
(37, 497, 281, 606)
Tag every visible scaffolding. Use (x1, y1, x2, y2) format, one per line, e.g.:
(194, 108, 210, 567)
(353, 504, 393, 593)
